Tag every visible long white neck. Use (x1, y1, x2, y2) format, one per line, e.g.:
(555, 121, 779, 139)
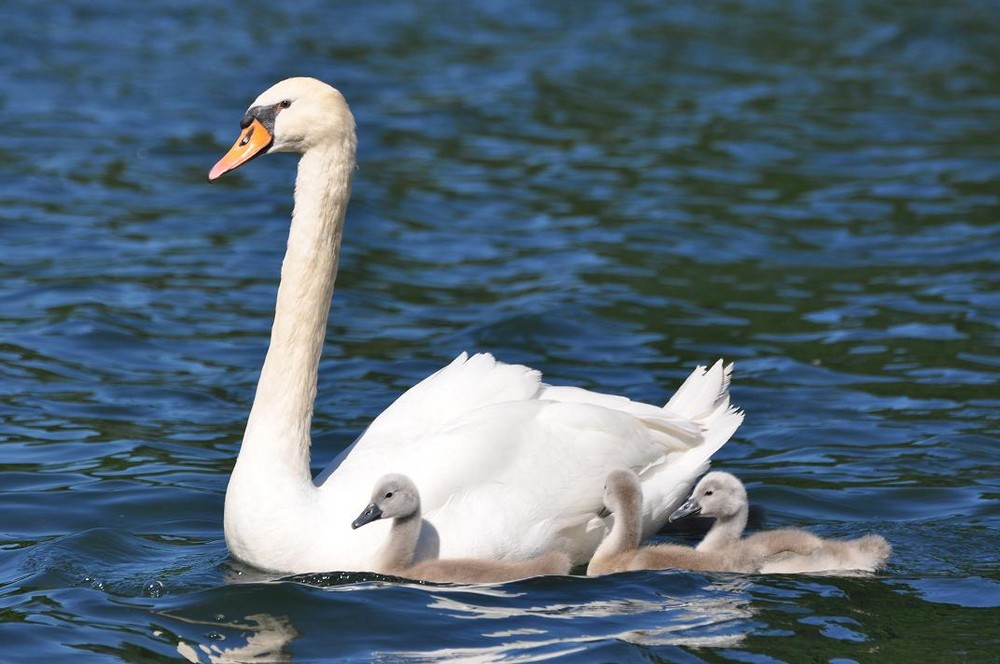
(237, 137, 355, 482)
(696, 505, 748, 552)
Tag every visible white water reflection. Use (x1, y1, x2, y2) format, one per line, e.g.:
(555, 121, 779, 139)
(163, 613, 299, 663)
(379, 577, 755, 659)
(159, 574, 755, 661)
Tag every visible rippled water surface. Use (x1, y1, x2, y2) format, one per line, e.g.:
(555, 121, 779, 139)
(2, 0, 998, 661)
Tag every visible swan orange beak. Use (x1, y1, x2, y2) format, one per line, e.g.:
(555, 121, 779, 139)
(208, 119, 273, 181)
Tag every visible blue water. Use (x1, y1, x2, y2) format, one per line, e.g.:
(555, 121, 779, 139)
(2, 0, 999, 661)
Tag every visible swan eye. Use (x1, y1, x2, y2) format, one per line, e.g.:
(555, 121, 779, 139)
(384, 491, 394, 499)
(279, 99, 292, 109)
(705, 490, 714, 496)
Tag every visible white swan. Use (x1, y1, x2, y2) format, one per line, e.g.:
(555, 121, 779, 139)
(352, 474, 572, 583)
(209, 77, 744, 574)
(670, 472, 892, 574)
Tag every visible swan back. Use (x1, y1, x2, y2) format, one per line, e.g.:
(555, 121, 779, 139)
(758, 534, 892, 574)
(409, 551, 572, 584)
(626, 543, 757, 574)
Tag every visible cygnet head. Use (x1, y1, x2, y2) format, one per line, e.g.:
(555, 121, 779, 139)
(669, 471, 747, 522)
(209, 77, 355, 180)
(351, 474, 420, 530)
(602, 469, 642, 516)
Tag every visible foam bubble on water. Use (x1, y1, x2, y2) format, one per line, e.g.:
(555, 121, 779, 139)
(143, 579, 165, 597)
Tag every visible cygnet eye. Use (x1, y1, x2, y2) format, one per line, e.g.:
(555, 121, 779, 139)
(705, 490, 714, 496)
(384, 491, 394, 499)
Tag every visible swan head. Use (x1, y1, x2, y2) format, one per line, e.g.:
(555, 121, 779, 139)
(601, 469, 642, 517)
(669, 471, 747, 522)
(351, 473, 420, 529)
(209, 77, 355, 181)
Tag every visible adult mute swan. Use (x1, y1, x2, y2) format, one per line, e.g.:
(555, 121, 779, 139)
(208, 77, 744, 574)
(352, 474, 572, 583)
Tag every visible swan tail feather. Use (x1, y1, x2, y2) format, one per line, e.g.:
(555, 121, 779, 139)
(635, 361, 743, 534)
(663, 360, 744, 462)
(664, 360, 734, 419)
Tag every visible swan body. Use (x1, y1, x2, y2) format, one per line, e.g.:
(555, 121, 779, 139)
(671, 472, 891, 574)
(211, 77, 744, 574)
(352, 474, 571, 583)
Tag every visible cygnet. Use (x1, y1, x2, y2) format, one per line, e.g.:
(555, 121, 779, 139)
(587, 469, 761, 575)
(670, 471, 891, 574)
(353, 474, 571, 583)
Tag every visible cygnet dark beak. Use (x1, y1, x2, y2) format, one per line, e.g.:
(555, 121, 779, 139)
(352, 503, 383, 529)
(669, 498, 701, 522)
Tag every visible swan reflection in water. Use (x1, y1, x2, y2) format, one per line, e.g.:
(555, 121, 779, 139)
(163, 613, 298, 663)
(164, 572, 753, 661)
(388, 577, 755, 658)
